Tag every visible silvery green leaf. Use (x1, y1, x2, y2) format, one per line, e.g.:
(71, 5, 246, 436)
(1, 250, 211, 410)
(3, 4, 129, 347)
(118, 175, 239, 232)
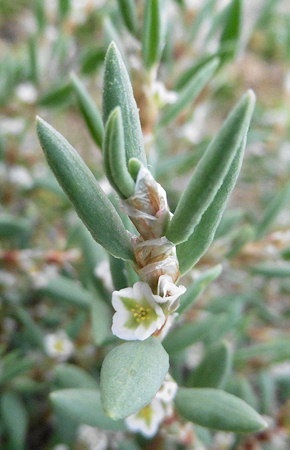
(54, 364, 99, 390)
(37, 275, 93, 309)
(176, 139, 246, 274)
(39, 82, 73, 108)
(255, 182, 290, 239)
(1, 392, 28, 450)
(164, 306, 241, 354)
(178, 265, 222, 314)
(234, 339, 290, 367)
(226, 224, 254, 258)
(163, 315, 218, 354)
(100, 338, 169, 419)
(91, 299, 113, 346)
(79, 47, 105, 75)
(187, 341, 232, 389)
(28, 36, 39, 85)
(250, 262, 290, 278)
(15, 308, 44, 350)
(258, 372, 276, 416)
(103, 42, 146, 165)
(71, 74, 104, 148)
(117, 0, 138, 35)
(175, 388, 267, 433)
(159, 58, 219, 127)
(104, 107, 135, 197)
(219, 0, 242, 61)
(174, 53, 219, 91)
(37, 117, 134, 261)
(142, 0, 165, 69)
(226, 375, 258, 409)
(0, 214, 31, 240)
(110, 255, 128, 290)
(50, 389, 125, 431)
(166, 91, 255, 245)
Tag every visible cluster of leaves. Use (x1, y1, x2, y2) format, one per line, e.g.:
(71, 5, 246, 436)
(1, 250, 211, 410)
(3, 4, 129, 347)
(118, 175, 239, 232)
(1, 0, 290, 449)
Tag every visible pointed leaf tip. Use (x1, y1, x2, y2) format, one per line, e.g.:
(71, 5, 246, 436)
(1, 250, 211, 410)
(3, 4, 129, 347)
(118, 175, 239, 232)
(103, 42, 146, 165)
(36, 118, 134, 261)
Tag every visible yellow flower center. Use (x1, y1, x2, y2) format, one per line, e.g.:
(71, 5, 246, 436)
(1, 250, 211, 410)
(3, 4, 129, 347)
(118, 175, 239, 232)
(131, 306, 151, 322)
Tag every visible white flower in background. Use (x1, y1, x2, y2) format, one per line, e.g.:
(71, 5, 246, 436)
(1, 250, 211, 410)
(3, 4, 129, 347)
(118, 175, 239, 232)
(213, 431, 235, 449)
(179, 103, 209, 144)
(125, 398, 165, 438)
(44, 331, 74, 361)
(152, 81, 178, 107)
(8, 166, 33, 189)
(77, 424, 108, 450)
(111, 282, 165, 341)
(52, 445, 69, 450)
(155, 274, 186, 309)
(30, 264, 59, 289)
(0, 117, 25, 135)
(16, 83, 37, 104)
(94, 260, 113, 291)
(126, 374, 178, 437)
(156, 374, 178, 404)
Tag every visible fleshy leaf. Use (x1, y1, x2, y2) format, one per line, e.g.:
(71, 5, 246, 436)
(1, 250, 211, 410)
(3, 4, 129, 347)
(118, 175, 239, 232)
(178, 265, 222, 313)
(175, 388, 267, 433)
(142, 0, 165, 69)
(71, 73, 104, 148)
(104, 107, 135, 197)
(159, 58, 219, 127)
(117, 0, 138, 35)
(255, 182, 290, 239)
(54, 364, 99, 389)
(177, 139, 246, 274)
(100, 337, 169, 419)
(187, 341, 232, 388)
(1, 392, 28, 450)
(50, 389, 125, 431)
(166, 90, 255, 245)
(36, 117, 134, 261)
(103, 42, 146, 165)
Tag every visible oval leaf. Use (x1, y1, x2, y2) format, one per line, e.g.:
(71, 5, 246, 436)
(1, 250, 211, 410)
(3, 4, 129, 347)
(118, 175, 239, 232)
(103, 42, 146, 165)
(166, 90, 255, 244)
(54, 364, 99, 389)
(1, 392, 28, 450)
(100, 337, 169, 419)
(36, 117, 134, 261)
(175, 388, 267, 433)
(50, 389, 125, 431)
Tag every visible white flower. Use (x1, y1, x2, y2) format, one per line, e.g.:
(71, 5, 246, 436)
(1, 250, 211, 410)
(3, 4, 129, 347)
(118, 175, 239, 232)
(111, 282, 165, 341)
(154, 275, 186, 310)
(8, 166, 33, 189)
(44, 331, 74, 361)
(77, 424, 108, 450)
(16, 83, 37, 104)
(151, 81, 178, 107)
(94, 260, 113, 291)
(156, 374, 178, 404)
(125, 398, 165, 438)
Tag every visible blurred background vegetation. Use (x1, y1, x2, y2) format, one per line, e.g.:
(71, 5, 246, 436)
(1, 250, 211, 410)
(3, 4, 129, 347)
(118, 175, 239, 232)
(0, 0, 290, 449)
